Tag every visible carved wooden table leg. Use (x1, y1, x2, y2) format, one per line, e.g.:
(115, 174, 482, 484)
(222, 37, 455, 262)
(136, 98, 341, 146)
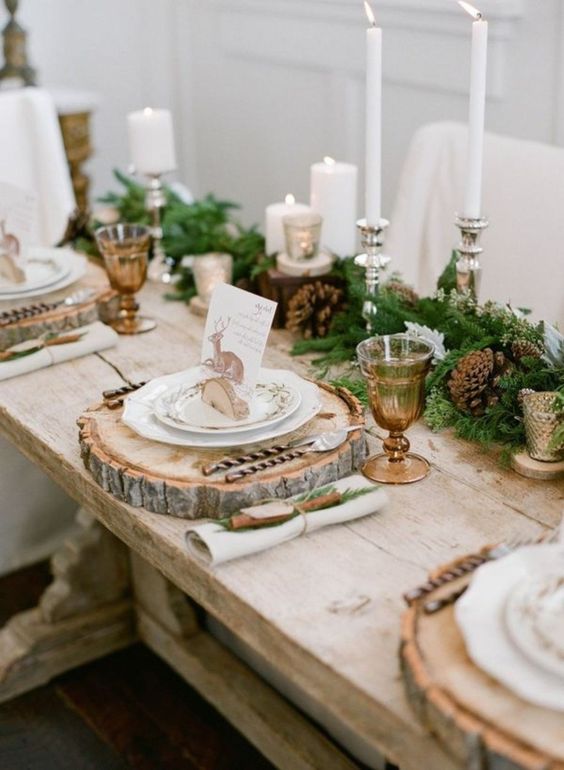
(0, 509, 136, 703)
(131, 553, 360, 770)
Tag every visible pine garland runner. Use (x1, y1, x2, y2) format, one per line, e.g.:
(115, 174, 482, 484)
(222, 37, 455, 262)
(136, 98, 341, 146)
(90, 174, 563, 459)
(79, 170, 267, 302)
(295, 259, 563, 458)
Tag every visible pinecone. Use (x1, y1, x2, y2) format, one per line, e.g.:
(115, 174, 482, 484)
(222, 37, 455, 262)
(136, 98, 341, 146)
(286, 281, 344, 339)
(511, 339, 543, 365)
(447, 348, 510, 416)
(383, 281, 419, 307)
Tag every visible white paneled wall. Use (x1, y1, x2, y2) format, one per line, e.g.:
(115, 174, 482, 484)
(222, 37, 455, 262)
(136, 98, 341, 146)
(4, 0, 563, 227)
(5, 0, 179, 196)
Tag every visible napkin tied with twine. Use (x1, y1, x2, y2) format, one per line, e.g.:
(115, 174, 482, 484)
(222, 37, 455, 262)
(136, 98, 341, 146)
(186, 475, 387, 566)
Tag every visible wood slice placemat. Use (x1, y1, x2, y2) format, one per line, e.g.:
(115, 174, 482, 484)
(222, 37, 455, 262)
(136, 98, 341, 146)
(400, 558, 564, 770)
(0, 261, 116, 351)
(78, 382, 367, 519)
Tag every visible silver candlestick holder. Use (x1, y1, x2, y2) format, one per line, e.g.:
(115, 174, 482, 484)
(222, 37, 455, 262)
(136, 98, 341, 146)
(455, 214, 489, 298)
(145, 174, 174, 284)
(354, 218, 390, 333)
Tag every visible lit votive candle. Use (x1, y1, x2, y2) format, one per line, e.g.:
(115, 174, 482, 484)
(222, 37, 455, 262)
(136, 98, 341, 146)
(265, 194, 311, 255)
(283, 213, 323, 262)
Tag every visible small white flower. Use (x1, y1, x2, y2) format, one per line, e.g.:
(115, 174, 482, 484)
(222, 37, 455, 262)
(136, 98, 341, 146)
(405, 322, 447, 362)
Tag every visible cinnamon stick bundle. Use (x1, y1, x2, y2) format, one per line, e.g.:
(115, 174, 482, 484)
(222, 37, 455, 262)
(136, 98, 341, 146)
(228, 491, 342, 530)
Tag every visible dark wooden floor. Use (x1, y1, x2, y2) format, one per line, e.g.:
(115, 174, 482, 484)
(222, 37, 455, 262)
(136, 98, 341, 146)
(0, 562, 274, 770)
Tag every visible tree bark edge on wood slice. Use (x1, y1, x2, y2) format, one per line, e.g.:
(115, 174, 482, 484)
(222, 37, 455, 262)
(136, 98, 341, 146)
(0, 287, 117, 351)
(400, 554, 564, 770)
(78, 381, 367, 520)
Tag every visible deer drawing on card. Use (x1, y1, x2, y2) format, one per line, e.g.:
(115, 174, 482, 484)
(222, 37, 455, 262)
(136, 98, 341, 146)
(0, 219, 20, 260)
(203, 316, 245, 383)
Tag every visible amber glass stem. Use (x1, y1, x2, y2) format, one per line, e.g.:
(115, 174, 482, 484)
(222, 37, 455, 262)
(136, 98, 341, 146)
(383, 432, 410, 463)
(118, 293, 139, 329)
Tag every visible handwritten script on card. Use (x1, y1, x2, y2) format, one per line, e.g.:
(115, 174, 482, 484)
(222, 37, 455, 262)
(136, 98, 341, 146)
(201, 285, 277, 398)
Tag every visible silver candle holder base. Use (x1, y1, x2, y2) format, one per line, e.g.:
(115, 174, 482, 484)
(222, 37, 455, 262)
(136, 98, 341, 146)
(354, 218, 390, 333)
(455, 214, 489, 298)
(145, 174, 175, 284)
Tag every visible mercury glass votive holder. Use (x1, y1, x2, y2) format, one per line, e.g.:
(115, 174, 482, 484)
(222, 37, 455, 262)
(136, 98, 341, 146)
(522, 391, 564, 462)
(283, 212, 322, 261)
(357, 334, 434, 484)
(192, 252, 233, 305)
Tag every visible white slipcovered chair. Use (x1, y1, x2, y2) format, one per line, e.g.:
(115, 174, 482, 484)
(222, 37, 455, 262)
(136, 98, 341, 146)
(0, 87, 78, 576)
(387, 121, 564, 327)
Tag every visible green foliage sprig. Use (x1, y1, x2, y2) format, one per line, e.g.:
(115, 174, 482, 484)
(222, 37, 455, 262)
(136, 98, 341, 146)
(94, 170, 266, 301)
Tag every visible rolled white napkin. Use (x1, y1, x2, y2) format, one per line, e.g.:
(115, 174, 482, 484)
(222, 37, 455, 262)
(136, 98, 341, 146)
(0, 321, 118, 381)
(186, 475, 388, 566)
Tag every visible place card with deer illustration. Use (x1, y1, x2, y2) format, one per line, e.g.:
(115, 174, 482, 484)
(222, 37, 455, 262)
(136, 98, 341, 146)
(200, 284, 277, 418)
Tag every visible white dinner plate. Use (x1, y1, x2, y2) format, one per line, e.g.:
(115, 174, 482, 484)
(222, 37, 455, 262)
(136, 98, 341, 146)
(455, 543, 564, 711)
(154, 376, 301, 434)
(122, 367, 321, 448)
(505, 571, 564, 680)
(0, 248, 87, 301)
(0, 254, 70, 293)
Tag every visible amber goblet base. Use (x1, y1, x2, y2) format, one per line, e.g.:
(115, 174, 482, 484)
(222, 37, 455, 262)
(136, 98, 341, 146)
(362, 453, 430, 484)
(111, 293, 156, 335)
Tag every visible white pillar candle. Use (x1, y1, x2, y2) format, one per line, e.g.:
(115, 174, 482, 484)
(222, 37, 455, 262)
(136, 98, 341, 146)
(460, 2, 488, 218)
(364, 1, 382, 226)
(265, 194, 311, 255)
(310, 157, 358, 257)
(127, 107, 177, 177)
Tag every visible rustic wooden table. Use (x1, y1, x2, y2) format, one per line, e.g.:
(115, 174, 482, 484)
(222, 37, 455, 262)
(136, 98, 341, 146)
(0, 272, 561, 770)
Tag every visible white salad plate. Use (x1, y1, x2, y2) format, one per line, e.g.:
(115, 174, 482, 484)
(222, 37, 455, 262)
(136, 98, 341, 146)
(456, 543, 564, 711)
(0, 253, 70, 293)
(122, 367, 322, 448)
(154, 376, 301, 434)
(0, 248, 87, 301)
(505, 570, 564, 680)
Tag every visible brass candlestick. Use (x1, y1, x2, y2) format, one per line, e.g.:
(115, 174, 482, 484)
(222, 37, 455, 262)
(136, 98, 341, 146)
(455, 214, 489, 298)
(354, 218, 390, 333)
(0, 0, 36, 87)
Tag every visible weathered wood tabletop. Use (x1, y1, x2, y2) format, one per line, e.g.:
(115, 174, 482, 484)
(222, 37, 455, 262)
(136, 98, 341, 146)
(0, 267, 561, 770)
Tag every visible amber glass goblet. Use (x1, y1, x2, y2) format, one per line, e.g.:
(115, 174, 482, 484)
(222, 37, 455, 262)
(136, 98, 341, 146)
(95, 224, 156, 334)
(357, 334, 434, 484)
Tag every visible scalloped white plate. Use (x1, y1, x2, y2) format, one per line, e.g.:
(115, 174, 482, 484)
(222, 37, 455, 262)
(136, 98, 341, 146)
(122, 367, 321, 448)
(154, 376, 301, 434)
(456, 544, 564, 711)
(0, 247, 86, 301)
(505, 571, 564, 680)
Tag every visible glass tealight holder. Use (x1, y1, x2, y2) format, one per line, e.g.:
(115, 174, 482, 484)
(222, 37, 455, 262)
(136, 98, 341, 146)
(357, 334, 434, 484)
(283, 212, 322, 261)
(191, 252, 233, 306)
(95, 223, 156, 335)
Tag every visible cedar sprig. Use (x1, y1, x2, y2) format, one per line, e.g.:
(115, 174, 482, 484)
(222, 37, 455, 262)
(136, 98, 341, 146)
(216, 483, 376, 531)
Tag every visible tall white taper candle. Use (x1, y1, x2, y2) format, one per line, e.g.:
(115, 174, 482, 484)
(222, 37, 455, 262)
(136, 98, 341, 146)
(460, 2, 488, 218)
(364, 1, 382, 226)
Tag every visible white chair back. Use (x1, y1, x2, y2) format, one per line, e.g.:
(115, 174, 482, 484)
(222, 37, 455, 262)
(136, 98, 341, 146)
(388, 122, 564, 326)
(0, 88, 77, 576)
(0, 87, 76, 246)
